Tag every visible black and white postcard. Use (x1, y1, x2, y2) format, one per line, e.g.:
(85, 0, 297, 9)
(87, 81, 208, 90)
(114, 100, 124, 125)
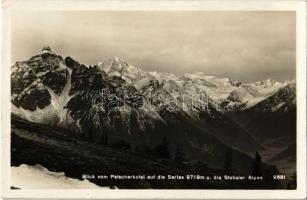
(1, 0, 306, 199)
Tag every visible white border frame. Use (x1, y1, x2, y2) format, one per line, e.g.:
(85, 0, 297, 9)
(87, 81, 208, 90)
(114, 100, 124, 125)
(1, 0, 306, 199)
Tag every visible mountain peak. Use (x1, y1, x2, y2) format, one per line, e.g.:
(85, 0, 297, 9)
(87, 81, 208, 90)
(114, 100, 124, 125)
(99, 56, 129, 73)
(105, 56, 127, 65)
(27, 46, 59, 61)
(42, 46, 52, 52)
(112, 56, 120, 62)
(97, 56, 146, 83)
(37, 46, 58, 57)
(263, 78, 275, 84)
(253, 78, 280, 88)
(284, 79, 296, 85)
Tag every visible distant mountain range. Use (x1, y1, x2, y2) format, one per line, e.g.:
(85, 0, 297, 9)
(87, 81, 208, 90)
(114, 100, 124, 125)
(11, 47, 296, 174)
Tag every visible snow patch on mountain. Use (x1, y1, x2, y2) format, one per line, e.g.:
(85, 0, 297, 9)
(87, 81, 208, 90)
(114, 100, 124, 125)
(11, 104, 63, 125)
(45, 68, 73, 123)
(243, 80, 286, 109)
(11, 164, 103, 189)
(222, 78, 290, 111)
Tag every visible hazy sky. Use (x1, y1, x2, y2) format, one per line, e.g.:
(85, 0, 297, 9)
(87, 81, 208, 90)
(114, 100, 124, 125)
(11, 11, 295, 82)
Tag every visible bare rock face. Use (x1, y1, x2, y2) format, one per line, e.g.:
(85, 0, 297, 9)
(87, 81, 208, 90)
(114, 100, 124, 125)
(11, 49, 67, 111)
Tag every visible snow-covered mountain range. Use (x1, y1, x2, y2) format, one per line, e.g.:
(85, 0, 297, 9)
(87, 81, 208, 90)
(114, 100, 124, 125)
(11, 47, 296, 170)
(98, 55, 294, 112)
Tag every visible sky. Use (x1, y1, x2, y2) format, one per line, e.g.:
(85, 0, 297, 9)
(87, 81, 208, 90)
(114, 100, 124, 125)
(11, 11, 296, 82)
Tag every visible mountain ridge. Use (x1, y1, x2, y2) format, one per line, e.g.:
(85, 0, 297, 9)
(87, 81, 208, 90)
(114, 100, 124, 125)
(11, 47, 296, 174)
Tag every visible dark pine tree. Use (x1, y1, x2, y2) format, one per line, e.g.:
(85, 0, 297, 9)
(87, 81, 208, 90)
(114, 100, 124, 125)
(160, 137, 171, 159)
(252, 152, 263, 176)
(101, 131, 108, 146)
(175, 144, 186, 162)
